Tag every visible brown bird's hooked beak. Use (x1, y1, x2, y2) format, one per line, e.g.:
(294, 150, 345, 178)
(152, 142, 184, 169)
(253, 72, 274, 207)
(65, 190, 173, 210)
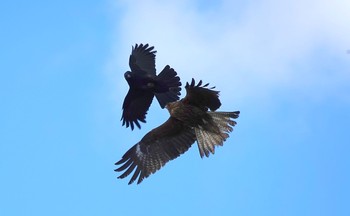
(165, 102, 174, 112)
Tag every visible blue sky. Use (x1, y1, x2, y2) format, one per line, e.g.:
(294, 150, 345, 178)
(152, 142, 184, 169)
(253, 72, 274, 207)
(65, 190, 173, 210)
(1, 0, 350, 215)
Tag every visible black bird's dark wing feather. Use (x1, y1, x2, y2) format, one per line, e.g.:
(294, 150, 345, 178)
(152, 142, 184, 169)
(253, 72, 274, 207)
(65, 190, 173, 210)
(129, 43, 157, 75)
(183, 78, 221, 111)
(115, 117, 196, 184)
(121, 88, 154, 130)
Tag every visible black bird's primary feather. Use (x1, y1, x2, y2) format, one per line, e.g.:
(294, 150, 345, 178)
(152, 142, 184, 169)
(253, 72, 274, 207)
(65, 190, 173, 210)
(121, 43, 182, 130)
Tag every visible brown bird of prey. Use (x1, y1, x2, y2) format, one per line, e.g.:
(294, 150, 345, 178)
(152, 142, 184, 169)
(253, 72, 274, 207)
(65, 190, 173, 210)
(121, 43, 181, 130)
(115, 79, 240, 184)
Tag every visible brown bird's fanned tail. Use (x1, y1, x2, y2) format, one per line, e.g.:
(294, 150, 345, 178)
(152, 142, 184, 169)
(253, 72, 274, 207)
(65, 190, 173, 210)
(155, 65, 181, 108)
(195, 111, 240, 158)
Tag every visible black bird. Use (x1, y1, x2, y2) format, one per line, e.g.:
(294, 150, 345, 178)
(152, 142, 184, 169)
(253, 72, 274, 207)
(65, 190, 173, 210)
(115, 79, 240, 184)
(121, 43, 181, 130)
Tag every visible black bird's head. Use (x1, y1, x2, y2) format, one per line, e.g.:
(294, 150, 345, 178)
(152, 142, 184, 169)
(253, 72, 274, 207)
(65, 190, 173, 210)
(124, 71, 132, 80)
(124, 71, 134, 86)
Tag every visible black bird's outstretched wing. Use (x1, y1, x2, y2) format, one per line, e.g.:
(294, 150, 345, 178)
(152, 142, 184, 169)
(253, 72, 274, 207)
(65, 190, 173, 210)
(129, 43, 157, 75)
(183, 78, 221, 111)
(121, 88, 154, 130)
(115, 117, 196, 184)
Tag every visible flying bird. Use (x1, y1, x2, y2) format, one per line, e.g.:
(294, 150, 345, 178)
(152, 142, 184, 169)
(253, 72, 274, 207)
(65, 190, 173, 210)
(121, 43, 182, 130)
(115, 79, 240, 184)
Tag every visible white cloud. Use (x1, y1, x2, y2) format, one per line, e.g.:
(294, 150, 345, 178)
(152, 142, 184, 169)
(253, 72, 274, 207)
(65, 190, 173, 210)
(108, 0, 350, 104)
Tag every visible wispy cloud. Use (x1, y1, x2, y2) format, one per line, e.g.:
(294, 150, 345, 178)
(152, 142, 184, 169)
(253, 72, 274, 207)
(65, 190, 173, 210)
(108, 0, 350, 104)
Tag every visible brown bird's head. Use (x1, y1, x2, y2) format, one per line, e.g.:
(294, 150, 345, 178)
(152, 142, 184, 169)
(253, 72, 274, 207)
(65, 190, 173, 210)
(165, 101, 178, 115)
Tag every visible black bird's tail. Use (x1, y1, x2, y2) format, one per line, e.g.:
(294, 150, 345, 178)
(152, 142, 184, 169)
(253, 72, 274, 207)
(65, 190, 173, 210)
(155, 65, 181, 108)
(195, 111, 240, 158)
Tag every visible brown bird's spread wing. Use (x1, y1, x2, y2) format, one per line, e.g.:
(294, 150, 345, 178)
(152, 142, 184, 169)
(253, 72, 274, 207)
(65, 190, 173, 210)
(115, 117, 196, 184)
(121, 89, 154, 130)
(129, 43, 156, 75)
(183, 78, 221, 111)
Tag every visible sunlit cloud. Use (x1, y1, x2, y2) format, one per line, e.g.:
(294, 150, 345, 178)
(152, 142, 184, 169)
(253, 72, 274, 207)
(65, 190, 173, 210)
(108, 0, 350, 105)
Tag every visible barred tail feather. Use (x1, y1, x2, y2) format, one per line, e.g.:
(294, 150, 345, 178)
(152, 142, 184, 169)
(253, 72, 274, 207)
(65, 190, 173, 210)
(195, 111, 240, 158)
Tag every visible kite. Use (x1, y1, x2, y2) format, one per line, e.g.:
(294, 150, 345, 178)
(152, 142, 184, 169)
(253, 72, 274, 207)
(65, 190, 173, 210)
(115, 79, 240, 184)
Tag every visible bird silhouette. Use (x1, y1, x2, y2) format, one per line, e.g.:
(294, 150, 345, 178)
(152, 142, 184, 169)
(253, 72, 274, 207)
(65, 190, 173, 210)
(121, 43, 181, 130)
